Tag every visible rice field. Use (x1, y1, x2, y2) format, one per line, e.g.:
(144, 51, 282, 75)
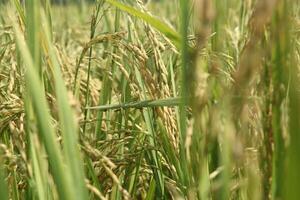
(0, 0, 300, 199)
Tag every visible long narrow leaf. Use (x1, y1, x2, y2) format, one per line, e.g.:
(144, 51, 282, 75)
(12, 20, 76, 200)
(105, 0, 181, 48)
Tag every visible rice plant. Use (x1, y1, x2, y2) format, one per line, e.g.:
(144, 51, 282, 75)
(0, 0, 299, 199)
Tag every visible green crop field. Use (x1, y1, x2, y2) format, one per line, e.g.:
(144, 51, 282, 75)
(0, 0, 299, 199)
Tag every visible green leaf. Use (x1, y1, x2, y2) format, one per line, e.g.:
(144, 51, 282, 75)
(105, 0, 181, 48)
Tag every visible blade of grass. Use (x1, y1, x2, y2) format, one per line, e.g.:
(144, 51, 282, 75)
(12, 19, 76, 200)
(25, 0, 42, 77)
(270, 3, 287, 199)
(29, 135, 47, 200)
(86, 97, 183, 111)
(81, 3, 101, 135)
(282, 1, 298, 199)
(178, 0, 191, 193)
(12, 0, 25, 24)
(40, 11, 89, 200)
(134, 66, 165, 197)
(104, 0, 181, 48)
